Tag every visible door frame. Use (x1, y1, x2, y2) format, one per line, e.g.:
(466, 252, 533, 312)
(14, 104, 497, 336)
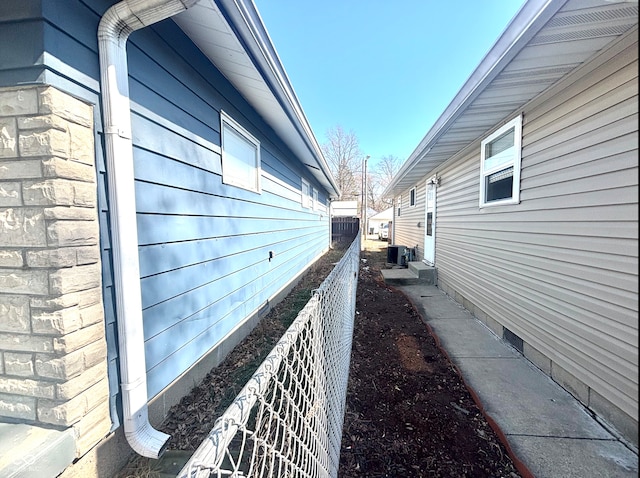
(423, 176, 437, 265)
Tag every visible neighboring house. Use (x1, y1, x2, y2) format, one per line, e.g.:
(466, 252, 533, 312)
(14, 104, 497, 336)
(0, 0, 338, 476)
(330, 200, 359, 217)
(385, 0, 638, 446)
(368, 207, 393, 234)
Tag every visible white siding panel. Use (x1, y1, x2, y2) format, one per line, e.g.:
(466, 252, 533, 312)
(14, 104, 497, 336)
(436, 233, 638, 327)
(525, 97, 637, 153)
(435, 42, 638, 421)
(394, 182, 426, 257)
(524, 46, 638, 124)
(525, 146, 636, 187)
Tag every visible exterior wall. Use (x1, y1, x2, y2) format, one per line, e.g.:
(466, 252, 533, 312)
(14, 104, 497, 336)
(0, 85, 110, 456)
(114, 24, 332, 407)
(130, 128, 330, 403)
(430, 38, 638, 444)
(0, 0, 333, 434)
(331, 200, 358, 217)
(1, 2, 335, 471)
(393, 185, 425, 258)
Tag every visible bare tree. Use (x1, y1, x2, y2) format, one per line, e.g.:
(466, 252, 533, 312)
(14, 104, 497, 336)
(375, 155, 402, 187)
(321, 125, 363, 200)
(369, 155, 402, 211)
(365, 173, 380, 212)
(321, 127, 402, 213)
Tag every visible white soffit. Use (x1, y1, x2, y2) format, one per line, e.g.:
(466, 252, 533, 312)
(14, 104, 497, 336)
(387, 0, 639, 196)
(172, 1, 337, 195)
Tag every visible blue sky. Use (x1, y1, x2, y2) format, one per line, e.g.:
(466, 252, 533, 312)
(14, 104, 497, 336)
(253, 0, 527, 169)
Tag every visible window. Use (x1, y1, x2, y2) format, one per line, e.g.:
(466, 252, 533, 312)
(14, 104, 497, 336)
(221, 111, 260, 192)
(396, 196, 401, 217)
(301, 178, 311, 208)
(479, 115, 522, 207)
(312, 188, 318, 210)
(409, 187, 416, 207)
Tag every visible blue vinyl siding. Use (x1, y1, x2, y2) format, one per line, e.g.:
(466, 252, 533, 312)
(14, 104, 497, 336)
(133, 143, 329, 398)
(1, 0, 332, 428)
(121, 17, 331, 406)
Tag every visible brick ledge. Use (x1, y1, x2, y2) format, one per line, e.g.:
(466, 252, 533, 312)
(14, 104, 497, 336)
(0, 422, 75, 478)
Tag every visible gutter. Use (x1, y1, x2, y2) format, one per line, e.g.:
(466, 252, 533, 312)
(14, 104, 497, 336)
(97, 0, 199, 459)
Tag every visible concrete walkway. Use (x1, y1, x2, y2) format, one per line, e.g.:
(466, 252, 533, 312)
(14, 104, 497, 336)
(396, 283, 638, 478)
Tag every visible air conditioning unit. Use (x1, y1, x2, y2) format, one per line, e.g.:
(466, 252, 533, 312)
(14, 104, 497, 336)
(397, 249, 407, 266)
(386, 245, 406, 265)
(403, 247, 416, 263)
(397, 246, 410, 266)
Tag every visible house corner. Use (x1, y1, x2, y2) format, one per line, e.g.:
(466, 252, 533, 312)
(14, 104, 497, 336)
(0, 84, 112, 476)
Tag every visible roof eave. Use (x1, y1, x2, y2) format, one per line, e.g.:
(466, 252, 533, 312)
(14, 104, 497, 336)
(384, 0, 563, 198)
(173, 0, 340, 198)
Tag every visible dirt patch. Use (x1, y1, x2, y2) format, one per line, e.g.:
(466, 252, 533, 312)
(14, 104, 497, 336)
(116, 239, 521, 477)
(339, 240, 521, 477)
(396, 334, 434, 373)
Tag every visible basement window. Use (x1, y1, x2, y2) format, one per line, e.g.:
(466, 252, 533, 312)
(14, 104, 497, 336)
(479, 115, 522, 207)
(221, 111, 261, 193)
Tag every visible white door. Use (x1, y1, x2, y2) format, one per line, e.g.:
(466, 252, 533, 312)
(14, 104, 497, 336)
(424, 178, 436, 265)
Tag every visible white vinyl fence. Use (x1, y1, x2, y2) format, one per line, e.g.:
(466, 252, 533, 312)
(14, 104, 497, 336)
(178, 235, 361, 478)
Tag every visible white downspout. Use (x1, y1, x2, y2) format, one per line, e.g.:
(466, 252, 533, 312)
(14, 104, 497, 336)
(98, 0, 199, 459)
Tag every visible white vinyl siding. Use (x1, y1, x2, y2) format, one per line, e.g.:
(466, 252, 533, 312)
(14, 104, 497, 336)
(434, 41, 638, 422)
(393, 183, 425, 257)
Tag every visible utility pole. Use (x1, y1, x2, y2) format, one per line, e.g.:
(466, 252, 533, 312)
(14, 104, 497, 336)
(361, 155, 370, 245)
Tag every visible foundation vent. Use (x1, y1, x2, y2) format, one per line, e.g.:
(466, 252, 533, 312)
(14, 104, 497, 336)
(503, 327, 523, 353)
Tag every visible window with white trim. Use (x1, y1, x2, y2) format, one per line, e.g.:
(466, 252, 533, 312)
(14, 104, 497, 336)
(301, 178, 311, 208)
(312, 188, 318, 210)
(396, 196, 401, 217)
(480, 115, 522, 207)
(221, 111, 260, 193)
(409, 187, 416, 207)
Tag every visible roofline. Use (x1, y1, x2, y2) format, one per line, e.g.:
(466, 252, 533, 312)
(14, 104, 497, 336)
(384, 0, 565, 197)
(211, 0, 341, 197)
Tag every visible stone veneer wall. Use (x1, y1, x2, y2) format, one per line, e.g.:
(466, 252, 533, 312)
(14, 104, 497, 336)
(0, 85, 111, 456)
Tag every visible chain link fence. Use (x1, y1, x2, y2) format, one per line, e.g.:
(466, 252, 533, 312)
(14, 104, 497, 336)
(178, 235, 361, 478)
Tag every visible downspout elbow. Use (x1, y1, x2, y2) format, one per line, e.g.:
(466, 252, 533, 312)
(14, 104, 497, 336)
(98, 0, 199, 459)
